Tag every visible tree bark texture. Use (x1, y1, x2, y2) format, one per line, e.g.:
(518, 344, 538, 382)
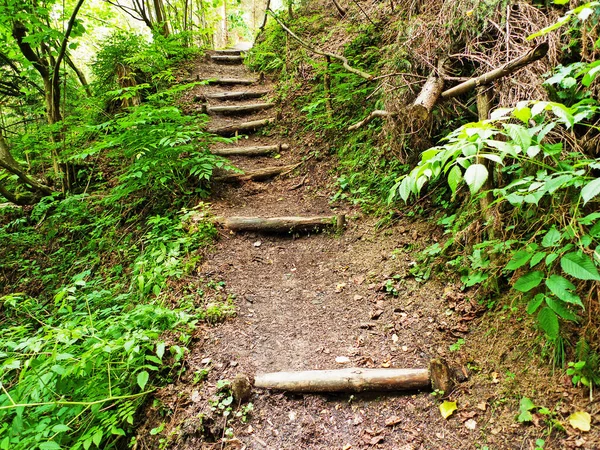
(209, 117, 276, 136)
(211, 144, 288, 156)
(214, 215, 345, 233)
(197, 77, 256, 85)
(206, 102, 274, 115)
(212, 163, 297, 182)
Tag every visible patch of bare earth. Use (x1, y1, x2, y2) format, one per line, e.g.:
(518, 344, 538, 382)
(135, 53, 598, 450)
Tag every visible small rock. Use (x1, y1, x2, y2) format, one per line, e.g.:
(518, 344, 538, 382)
(336, 356, 351, 364)
(401, 345, 409, 352)
(253, 241, 262, 247)
(371, 309, 384, 320)
(230, 361, 238, 367)
(464, 419, 477, 430)
(359, 322, 375, 329)
(392, 334, 399, 343)
(288, 411, 297, 421)
(354, 294, 364, 301)
(201, 357, 212, 365)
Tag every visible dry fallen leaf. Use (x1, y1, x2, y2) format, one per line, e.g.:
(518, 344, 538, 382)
(491, 372, 500, 383)
(385, 416, 402, 427)
(335, 282, 346, 293)
(476, 402, 487, 411)
(464, 419, 477, 430)
(569, 411, 591, 432)
(439, 401, 457, 419)
(370, 435, 384, 445)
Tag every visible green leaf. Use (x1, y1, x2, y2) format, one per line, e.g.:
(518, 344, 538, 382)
(512, 106, 532, 124)
(506, 250, 533, 271)
(561, 252, 600, 281)
(447, 165, 462, 194)
(398, 177, 412, 202)
(527, 293, 545, 314)
(39, 443, 62, 450)
(542, 227, 562, 248)
(137, 371, 150, 390)
(545, 274, 584, 307)
(464, 163, 488, 194)
(518, 397, 536, 422)
(545, 297, 579, 322)
(92, 430, 103, 447)
(513, 271, 544, 292)
(530, 251, 546, 267)
(581, 178, 600, 205)
(545, 253, 559, 266)
(538, 307, 559, 340)
(156, 342, 165, 360)
(504, 123, 532, 151)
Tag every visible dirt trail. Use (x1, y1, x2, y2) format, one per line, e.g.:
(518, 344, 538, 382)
(137, 52, 574, 450)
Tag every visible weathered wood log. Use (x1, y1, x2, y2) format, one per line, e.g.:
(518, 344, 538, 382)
(212, 163, 298, 182)
(348, 110, 395, 131)
(202, 90, 270, 101)
(214, 215, 345, 233)
(211, 55, 244, 64)
(207, 102, 274, 115)
(255, 368, 429, 392)
(441, 43, 549, 99)
(410, 72, 445, 120)
(209, 117, 276, 136)
(213, 49, 244, 55)
(197, 76, 256, 85)
(254, 359, 453, 393)
(211, 144, 289, 156)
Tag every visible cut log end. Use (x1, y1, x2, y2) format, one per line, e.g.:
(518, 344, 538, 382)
(429, 358, 454, 394)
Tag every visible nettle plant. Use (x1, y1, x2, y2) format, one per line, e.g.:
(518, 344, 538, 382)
(391, 98, 600, 344)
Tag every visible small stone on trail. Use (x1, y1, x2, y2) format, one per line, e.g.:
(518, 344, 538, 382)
(359, 322, 375, 329)
(230, 361, 238, 367)
(354, 294, 364, 301)
(335, 282, 346, 293)
(464, 419, 477, 430)
(253, 241, 262, 247)
(392, 334, 399, 343)
(401, 345, 409, 352)
(201, 357, 211, 365)
(371, 309, 384, 320)
(336, 356, 351, 364)
(288, 411, 297, 421)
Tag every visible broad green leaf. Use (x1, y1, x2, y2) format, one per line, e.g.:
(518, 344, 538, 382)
(504, 123, 532, 151)
(551, 104, 575, 128)
(561, 252, 600, 281)
(137, 370, 150, 390)
(513, 271, 544, 292)
(538, 307, 559, 340)
(527, 15, 569, 40)
(527, 293, 545, 314)
(581, 177, 600, 205)
(530, 251, 546, 267)
(518, 397, 536, 422)
(447, 165, 462, 194)
(513, 106, 532, 123)
(399, 177, 412, 202)
(506, 250, 533, 271)
(439, 401, 457, 419)
(545, 253, 559, 266)
(568, 411, 591, 432)
(545, 274, 584, 307)
(156, 342, 165, 360)
(464, 163, 488, 194)
(51, 424, 71, 433)
(39, 443, 62, 450)
(545, 297, 579, 322)
(92, 430, 103, 447)
(542, 227, 562, 248)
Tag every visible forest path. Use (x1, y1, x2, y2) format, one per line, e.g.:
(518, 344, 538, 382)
(139, 51, 523, 450)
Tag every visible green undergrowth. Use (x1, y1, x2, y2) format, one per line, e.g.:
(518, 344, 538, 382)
(0, 29, 236, 449)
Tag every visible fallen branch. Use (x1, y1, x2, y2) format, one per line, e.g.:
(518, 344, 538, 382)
(441, 43, 549, 99)
(209, 117, 276, 136)
(267, 9, 373, 80)
(331, 0, 346, 16)
(348, 110, 395, 131)
(409, 59, 447, 121)
(212, 163, 299, 182)
(214, 214, 345, 233)
(211, 144, 288, 156)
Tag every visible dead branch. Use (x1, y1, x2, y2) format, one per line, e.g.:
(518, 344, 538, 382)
(348, 110, 395, 131)
(267, 9, 373, 80)
(442, 43, 549, 99)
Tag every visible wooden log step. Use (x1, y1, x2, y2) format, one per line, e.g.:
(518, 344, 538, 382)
(203, 90, 270, 101)
(252, 359, 454, 393)
(212, 163, 298, 182)
(211, 55, 244, 64)
(206, 102, 274, 115)
(211, 144, 289, 156)
(209, 117, 276, 136)
(213, 49, 244, 55)
(214, 215, 345, 233)
(197, 77, 256, 85)
(255, 368, 429, 393)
